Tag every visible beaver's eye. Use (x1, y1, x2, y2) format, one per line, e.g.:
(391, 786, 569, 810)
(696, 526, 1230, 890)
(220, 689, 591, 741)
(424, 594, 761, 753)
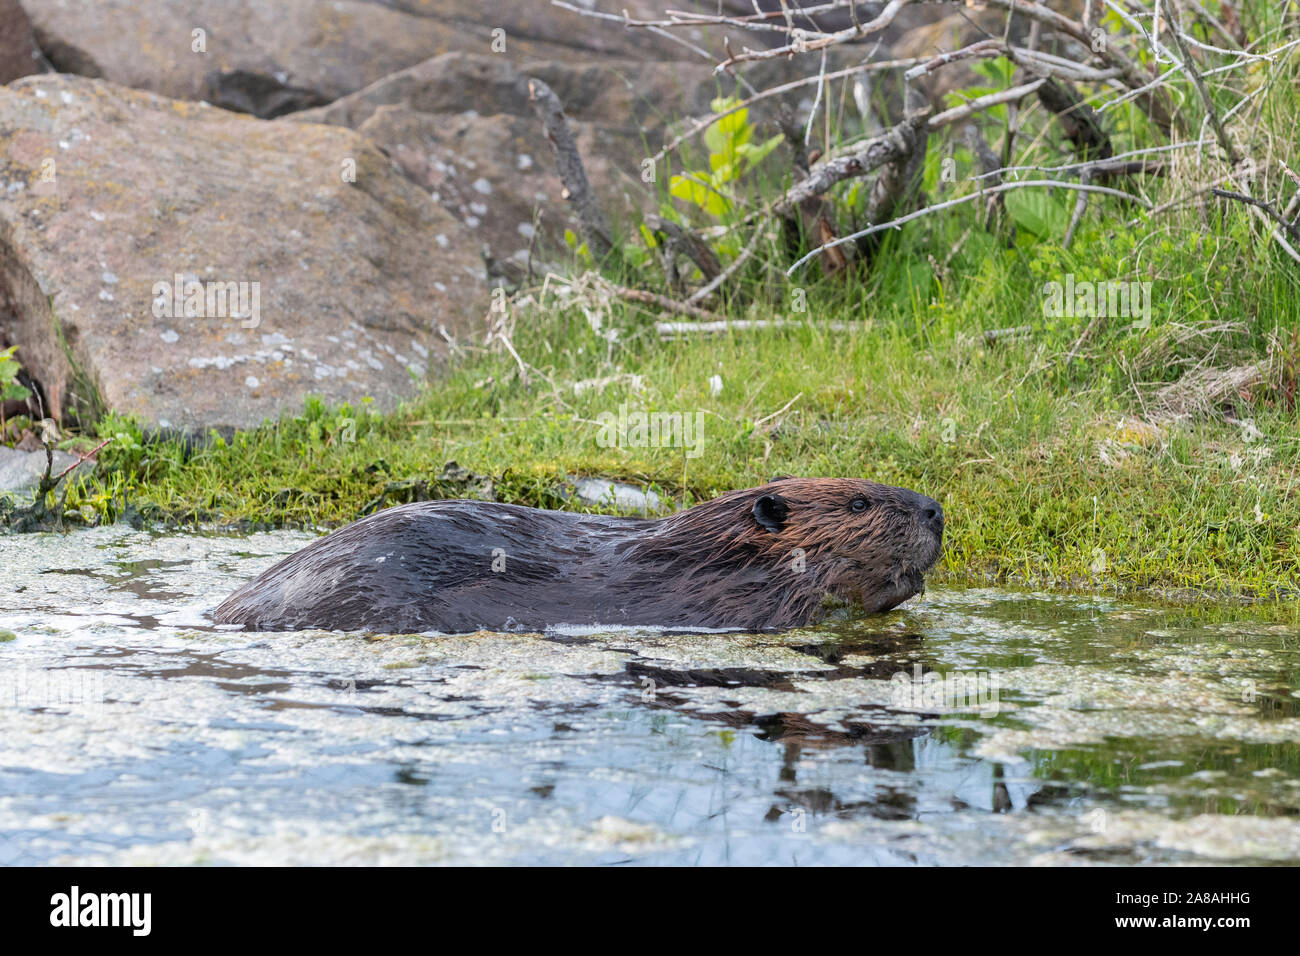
(850, 497, 869, 513)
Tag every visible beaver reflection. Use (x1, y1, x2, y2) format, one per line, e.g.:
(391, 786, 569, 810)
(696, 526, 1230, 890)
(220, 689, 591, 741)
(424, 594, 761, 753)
(214, 477, 944, 633)
(601, 640, 1050, 825)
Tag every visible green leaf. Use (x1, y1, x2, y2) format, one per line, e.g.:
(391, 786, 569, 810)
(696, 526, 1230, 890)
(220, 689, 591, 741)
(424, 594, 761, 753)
(1006, 188, 1071, 239)
(669, 175, 732, 217)
(735, 133, 783, 174)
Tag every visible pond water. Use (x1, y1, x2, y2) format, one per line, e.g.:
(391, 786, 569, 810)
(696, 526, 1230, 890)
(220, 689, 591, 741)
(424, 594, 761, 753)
(1, 526, 1298, 865)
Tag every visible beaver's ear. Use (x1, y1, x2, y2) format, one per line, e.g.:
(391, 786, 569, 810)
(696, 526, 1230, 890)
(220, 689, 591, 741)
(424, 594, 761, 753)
(752, 494, 789, 533)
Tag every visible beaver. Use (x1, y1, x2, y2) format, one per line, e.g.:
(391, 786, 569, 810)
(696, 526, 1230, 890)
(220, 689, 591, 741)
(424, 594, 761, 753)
(213, 477, 944, 633)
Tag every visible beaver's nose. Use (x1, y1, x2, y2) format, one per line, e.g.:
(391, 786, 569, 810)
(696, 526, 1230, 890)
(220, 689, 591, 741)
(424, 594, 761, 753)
(924, 501, 944, 537)
(906, 490, 944, 537)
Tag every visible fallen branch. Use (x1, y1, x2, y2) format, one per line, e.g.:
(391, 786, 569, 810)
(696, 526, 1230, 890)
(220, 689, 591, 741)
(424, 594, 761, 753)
(787, 179, 1153, 274)
(644, 215, 721, 295)
(686, 226, 766, 306)
(603, 281, 729, 322)
(1211, 187, 1300, 255)
(656, 319, 860, 337)
(778, 112, 930, 214)
(527, 77, 613, 259)
(1164, 2, 1240, 165)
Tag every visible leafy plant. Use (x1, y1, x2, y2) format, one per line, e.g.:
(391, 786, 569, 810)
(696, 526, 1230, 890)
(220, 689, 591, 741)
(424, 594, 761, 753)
(0, 345, 31, 405)
(668, 96, 783, 217)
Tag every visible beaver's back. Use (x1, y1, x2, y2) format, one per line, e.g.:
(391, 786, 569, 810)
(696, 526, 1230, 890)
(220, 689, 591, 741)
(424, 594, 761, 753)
(213, 500, 652, 632)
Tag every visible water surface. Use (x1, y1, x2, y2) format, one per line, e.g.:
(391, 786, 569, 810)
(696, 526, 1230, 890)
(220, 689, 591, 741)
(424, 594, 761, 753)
(1, 526, 1298, 865)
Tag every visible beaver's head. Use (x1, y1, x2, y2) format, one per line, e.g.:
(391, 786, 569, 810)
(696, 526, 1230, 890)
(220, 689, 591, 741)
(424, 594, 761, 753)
(638, 477, 944, 626)
(748, 477, 944, 613)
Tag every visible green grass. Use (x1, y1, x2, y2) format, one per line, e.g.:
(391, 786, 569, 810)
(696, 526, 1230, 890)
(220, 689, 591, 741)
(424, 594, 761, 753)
(29, 211, 1299, 602)
(4, 2, 1299, 604)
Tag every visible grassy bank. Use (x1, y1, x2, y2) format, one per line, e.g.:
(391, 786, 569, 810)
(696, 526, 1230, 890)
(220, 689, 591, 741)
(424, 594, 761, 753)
(26, 205, 1300, 601)
(5, 3, 1299, 603)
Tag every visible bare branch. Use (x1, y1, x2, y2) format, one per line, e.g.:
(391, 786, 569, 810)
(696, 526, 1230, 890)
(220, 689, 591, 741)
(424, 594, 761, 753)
(714, 0, 912, 71)
(777, 112, 930, 214)
(1164, 1, 1240, 165)
(527, 77, 613, 259)
(787, 179, 1153, 274)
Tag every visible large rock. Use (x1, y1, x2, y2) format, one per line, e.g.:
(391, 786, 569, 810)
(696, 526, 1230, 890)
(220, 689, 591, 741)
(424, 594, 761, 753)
(24, 0, 728, 118)
(0, 0, 40, 84)
(0, 445, 94, 496)
(0, 74, 486, 433)
(292, 52, 721, 265)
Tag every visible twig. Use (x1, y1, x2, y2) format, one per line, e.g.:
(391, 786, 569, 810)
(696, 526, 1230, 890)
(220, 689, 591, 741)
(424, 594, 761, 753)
(657, 320, 859, 337)
(778, 112, 929, 213)
(1212, 188, 1300, 246)
(603, 281, 729, 322)
(927, 79, 1045, 130)
(1064, 171, 1092, 248)
(1164, 1, 1240, 165)
(714, 0, 911, 71)
(787, 179, 1152, 274)
(527, 77, 613, 259)
(54, 435, 112, 482)
(686, 226, 766, 306)
(754, 392, 804, 429)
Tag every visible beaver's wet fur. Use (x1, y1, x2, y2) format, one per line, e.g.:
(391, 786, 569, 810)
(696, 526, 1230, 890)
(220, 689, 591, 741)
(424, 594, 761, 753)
(213, 477, 944, 633)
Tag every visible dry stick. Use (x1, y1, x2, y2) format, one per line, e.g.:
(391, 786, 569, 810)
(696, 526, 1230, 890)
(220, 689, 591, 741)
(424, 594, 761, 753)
(975, 0, 1173, 130)
(1064, 171, 1092, 249)
(1164, 2, 1240, 166)
(1211, 188, 1300, 245)
(714, 0, 912, 70)
(686, 226, 766, 306)
(905, 39, 1003, 79)
(603, 282, 729, 322)
(527, 78, 612, 259)
(648, 56, 929, 165)
(754, 392, 804, 429)
(1063, 312, 1103, 365)
(53, 435, 112, 482)
(778, 112, 930, 214)
(657, 320, 860, 337)
(973, 141, 1198, 183)
(786, 180, 1152, 274)
(927, 80, 1045, 129)
(908, 40, 1122, 85)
